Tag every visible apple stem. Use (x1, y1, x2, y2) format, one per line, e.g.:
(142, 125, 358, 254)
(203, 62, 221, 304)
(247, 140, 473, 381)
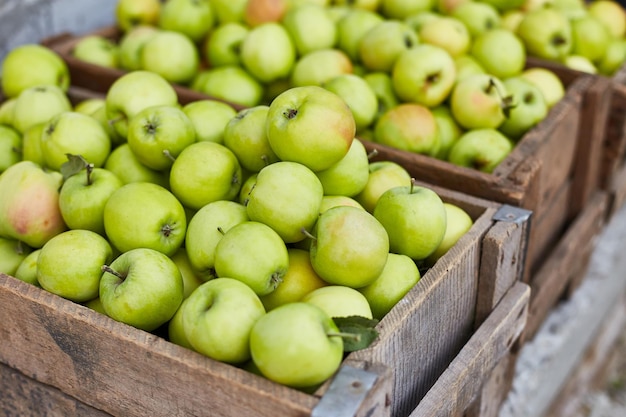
(163, 149, 176, 162)
(85, 162, 95, 186)
(108, 115, 124, 126)
(410, 177, 417, 193)
(261, 154, 270, 167)
(101, 265, 126, 280)
(327, 331, 361, 342)
(300, 227, 317, 241)
(217, 226, 226, 235)
(16, 240, 25, 255)
(486, 78, 516, 117)
(367, 148, 379, 160)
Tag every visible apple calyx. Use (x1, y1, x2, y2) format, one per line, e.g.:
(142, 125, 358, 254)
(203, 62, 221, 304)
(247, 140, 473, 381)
(283, 108, 298, 119)
(101, 264, 127, 281)
(404, 35, 416, 49)
(161, 224, 175, 238)
(269, 271, 284, 290)
(60, 153, 95, 185)
(425, 72, 441, 87)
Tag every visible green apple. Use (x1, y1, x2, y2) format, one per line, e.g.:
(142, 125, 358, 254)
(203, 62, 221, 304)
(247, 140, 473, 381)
(302, 285, 373, 319)
(598, 39, 626, 76)
(448, 128, 513, 173)
(282, 3, 337, 56)
(214, 221, 289, 296)
(391, 44, 457, 107)
(116, 0, 161, 31)
(310, 205, 389, 288)
(168, 297, 194, 349)
(477, 0, 525, 12)
(118, 25, 159, 71)
(419, 16, 472, 59)
(290, 48, 354, 87)
(516, 7, 572, 61)
(499, 76, 549, 141)
(451, 2, 501, 38)
(358, 20, 419, 73)
(500, 9, 525, 32)
(74, 98, 107, 116)
(100, 247, 184, 331)
(140, 30, 200, 85)
(319, 195, 365, 213)
(379, 0, 434, 19)
(104, 182, 186, 256)
(183, 100, 237, 144)
(72, 35, 120, 68)
(323, 74, 378, 132)
(450, 74, 511, 130)
(246, 161, 324, 243)
(266, 86, 356, 172)
(37, 229, 113, 302)
(106, 71, 178, 139)
(259, 248, 328, 311)
(454, 54, 487, 83)
(12, 85, 72, 134)
(431, 105, 464, 160)
(239, 172, 258, 205)
(159, 0, 215, 43)
(588, 0, 626, 38)
(41, 111, 111, 171)
(0, 125, 21, 173)
(82, 100, 125, 147)
(1, 44, 69, 99)
(223, 106, 279, 173)
(20, 123, 46, 166)
(104, 143, 170, 188)
(404, 10, 440, 33)
(354, 160, 412, 213)
(0, 161, 66, 248)
(315, 139, 370, 197)
(358, 252, 420, 320)
(239, 22, 296, 84)
(570, 14, 611, 63)
(181, 277, 265, 363)
(210, 0, 248, 23)
(0, 236, 32, 276)
(374, 103, 440, 156)
(0, 98, 16, 127)
(14, 249, 41, 286)
(244, 0, 290, 27)
(425, 202, 474, 265)
(169, 248, 204, 299)
(470, 29, 526, 80)
(169, 141, 243, 210)
(520, 67, 565, 109)
(373, 182, 447, 261)
(203, 22, 249, 67)
(249, 302, 344, 387)
(335, 8, 385, 62)
(127, 105, 196, 171)
(564, 55, 598, 74)
(362, 72, 399, 123)
(59, 165, 124, 236)
(193, 65, 264, 108)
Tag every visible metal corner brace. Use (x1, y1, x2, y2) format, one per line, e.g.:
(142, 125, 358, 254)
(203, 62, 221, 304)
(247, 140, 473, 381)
(311, 365, 380, 417)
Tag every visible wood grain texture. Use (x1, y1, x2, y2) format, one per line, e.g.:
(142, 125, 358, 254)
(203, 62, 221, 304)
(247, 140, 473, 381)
(463, 352, 518, 417)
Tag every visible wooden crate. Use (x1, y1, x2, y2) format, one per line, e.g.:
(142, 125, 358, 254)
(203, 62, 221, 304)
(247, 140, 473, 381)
(603, 66, 626, 219)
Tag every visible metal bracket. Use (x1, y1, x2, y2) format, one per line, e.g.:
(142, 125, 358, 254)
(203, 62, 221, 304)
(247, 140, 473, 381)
(311, 365, 379, 417)
(492, 204, 533, 282)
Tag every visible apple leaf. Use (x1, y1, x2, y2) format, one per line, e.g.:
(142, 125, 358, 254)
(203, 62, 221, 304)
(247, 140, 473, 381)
(332, 316, 379, 352)
(60, 154, 89, 180)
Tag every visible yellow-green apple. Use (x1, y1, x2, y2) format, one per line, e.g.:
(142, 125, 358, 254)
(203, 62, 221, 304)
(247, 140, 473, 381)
(104, 143, 170, 188)
(570, 14, 611, 63)
(168, 297, 194, 349)
(246, 161, 324, 243)
(103, 182, 186, 256)
(12, 85, 72, 134)
(404, 10, 440, 33)
(374, 103, 440, 156)
(250, 302, 343, 387)
(357, 20, 419, 73)
(140, 30, 200, 85)
(0, 161, 66, 248)
(83, 297, 106, 314)
(127, 104, 197, 171)
(358, 252, 420, 320)
(0, 237, 32, 276)
(499, 76, 548, 141)
(419, 16, 472, 58)
(59, 164, 124, 236)
(552, 0, 587, 19)
(238, 172, 258, 205)
(450, 74, 511, 130)
(159, 0, 215, 43)
(454, 54, 487, 82)
(323, 74, 378, 132)
(564, 55, 598, 73)
(354, 160, 412, 213)
(373, 182, 447, 261)
(116, 0, 161, 31)
(0, 125, 21, 173)
(223, 105, 279, 172)
(259, 248, 328, 311)
(169, 248, 204, 299)
(477, 0, 525, 12)
(74, 98, 107, 116)
(118, 25, 159, 71)
(244, 0, 289, 27)
(72, 35, 120, 68)
(310, 205, 389, 288)
(330, 0, 380, 11)
(185, 200, 249, 281)
(520, 67, 565, 109)
(214, 221, 289, 296)
(448, 128, 513, 173)
(362, 72, 399, 123)
(1, 44, 69, 99)
(314, 139, 370, 197)
(14, 249, 41, 286)
(451, 2, 501, 38)
(37, 229, 113, 302)
(181, 277, 266, 363)
(239, 22, 296, 84)
(425, 202, 473, 265)
(500, 9, 525, 32)
(282, 3, 337, 56)
(265, 86, 356, 172)
(183, 100, 237, 144)
(100, 247, 184, 331)
(379, 0, 434, 19)
(74, 98, 124, 146)
(193, 65, 264, 107)
(105, 71, 178, 139)
(0, 98, 16, 126)
(436, 0, 471, 13)
(319, 195, 365, 213)
(335, 8, 385, 61)
(516, 7, 573, 61)
(41, 112, 112, 171)
(431, 105, 464, 160)
(302, 285, 373, 318)
(290, 48, 354, 87)
(391, 44, 457, 107)
(598, 39, 626, 76)
(470, 29, 526, 79)
(169, 141, 243, 210)
(21, 123, 46, 166)
(210, 0, 248, 23)
(203, 22, 249, 67)
(588, 0, 626, 38)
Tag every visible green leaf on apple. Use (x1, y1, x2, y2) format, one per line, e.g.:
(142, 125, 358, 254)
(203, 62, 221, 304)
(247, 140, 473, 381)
(60, 154, 92, 181)
(332, 316, 379, 352)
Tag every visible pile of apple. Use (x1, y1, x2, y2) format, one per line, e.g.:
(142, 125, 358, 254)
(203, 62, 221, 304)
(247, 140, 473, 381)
(0, 42, 476, 390)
